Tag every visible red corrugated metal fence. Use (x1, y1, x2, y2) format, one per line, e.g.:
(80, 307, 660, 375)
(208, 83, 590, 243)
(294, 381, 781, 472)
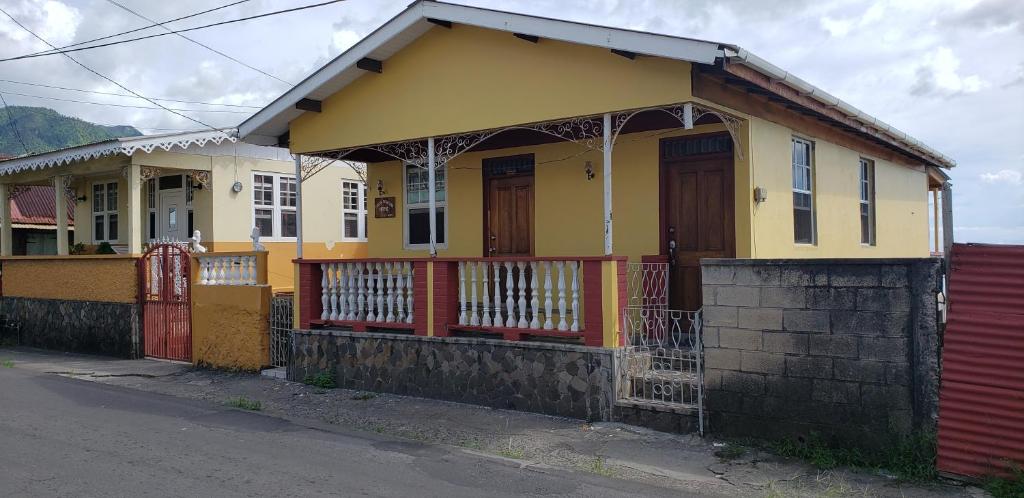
(937, 243, 1024, 479)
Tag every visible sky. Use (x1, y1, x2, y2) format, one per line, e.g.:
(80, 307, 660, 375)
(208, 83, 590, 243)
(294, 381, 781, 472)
(0, 0, 1021, 244)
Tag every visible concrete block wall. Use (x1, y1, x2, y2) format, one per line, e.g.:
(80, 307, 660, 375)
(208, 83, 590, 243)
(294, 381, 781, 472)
(701, 258, 942, 448)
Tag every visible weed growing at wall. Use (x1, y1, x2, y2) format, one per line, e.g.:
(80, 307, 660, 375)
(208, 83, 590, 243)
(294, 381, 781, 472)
(303, 372, 337, 389)
(225, 396, 262, 411)
(768, 431, 937, 482)
(983, 465, 1024, 498)
(1, 359, 13, 368)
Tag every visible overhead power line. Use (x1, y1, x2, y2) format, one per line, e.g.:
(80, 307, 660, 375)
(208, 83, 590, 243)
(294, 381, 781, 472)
(0, 0, 347, 63)
(0, 7, 224, 134)
(23, 0, 251, 58)
(0, 92, 31, 155)
(103, 0, 292, 86)
(0, 90, 252, 113)
(0, 78, 264, 108)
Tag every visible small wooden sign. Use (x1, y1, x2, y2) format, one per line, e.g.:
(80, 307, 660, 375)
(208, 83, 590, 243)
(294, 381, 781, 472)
(374, 197, 396, 218)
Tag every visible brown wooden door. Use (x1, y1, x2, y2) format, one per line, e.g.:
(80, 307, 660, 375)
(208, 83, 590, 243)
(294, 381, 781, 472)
(487, 176, 534, 257)
(664, 155, 735, 311)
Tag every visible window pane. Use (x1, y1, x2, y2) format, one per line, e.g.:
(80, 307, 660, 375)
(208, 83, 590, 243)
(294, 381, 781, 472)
(147, 179, 155, 209)
(94, 215, 104, 241)
(188, 210, 194, 235)
(148, 212, 156, 239)
(167, 207, 177, 231)
(254, 175, 273, 206)
(793, 192, 813, 244)
(406, 167, 425, 204)
(408, 208, 444, 245)
(255, 208, 273, 237)
(861, 204, 870, 244)
(279, 176, 296, 207)
(342, 182, 359, 210)
(108, 214, 118, 241)
(280, 211, 296, 238)
(158, 175, 182, 190)
(434, 168, 446, 202)
(343, 212, 358, 238)
(107, 183, 118, 212)
(93, 184, 104, 213)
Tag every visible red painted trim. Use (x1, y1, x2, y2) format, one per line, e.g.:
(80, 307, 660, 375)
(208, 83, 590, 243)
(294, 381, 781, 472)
(616, 259, 628, 346)
(581, 260, 604, 347)
(641, 255, 670, 264)
(294, 256, 627, 264)
(431, 261, 458, 337)
(412, 261, 429, 336)
(297, 262, 322, 329)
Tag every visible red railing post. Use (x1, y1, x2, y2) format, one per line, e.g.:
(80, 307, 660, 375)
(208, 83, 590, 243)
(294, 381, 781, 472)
(432, 261, 458, 337)
(412, 261, 429, 336)
(297, 261, 323, 329)
(582, 260, 605, 347)
(615, 259, 628, 346)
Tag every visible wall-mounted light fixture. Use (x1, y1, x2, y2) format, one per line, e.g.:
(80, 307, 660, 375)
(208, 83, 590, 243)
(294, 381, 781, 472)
(76, 194, 87, 204)
(376, 179, 386, 196)
(584, 161, 595, 181)
(754, 186, 768, 204)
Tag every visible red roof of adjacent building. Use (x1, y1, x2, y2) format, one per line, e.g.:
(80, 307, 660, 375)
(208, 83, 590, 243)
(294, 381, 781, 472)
(10, 186, 75, 227)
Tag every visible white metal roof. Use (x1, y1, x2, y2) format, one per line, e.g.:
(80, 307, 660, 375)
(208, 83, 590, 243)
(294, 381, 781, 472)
(0, 129, 290, 176)
(238, 0, 953, 168)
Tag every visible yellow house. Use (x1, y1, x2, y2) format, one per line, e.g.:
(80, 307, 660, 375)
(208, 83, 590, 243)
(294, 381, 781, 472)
(0, 130, 368, 289)
(239, 1, 954, 344)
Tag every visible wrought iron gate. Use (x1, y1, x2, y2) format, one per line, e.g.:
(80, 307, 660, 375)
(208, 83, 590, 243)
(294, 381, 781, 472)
(618, 262, 705, 434)
(139, 242, 192, 361)
(270, 293, 293, 368)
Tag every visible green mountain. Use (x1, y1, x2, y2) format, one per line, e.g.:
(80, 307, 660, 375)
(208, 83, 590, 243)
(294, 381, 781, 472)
(0, 106, 141, 157)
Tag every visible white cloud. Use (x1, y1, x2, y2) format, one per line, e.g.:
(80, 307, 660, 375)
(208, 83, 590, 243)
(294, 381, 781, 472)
(332, 30, 361, 53)
(820, 16, 854, 37)
(980, 169, 1024, 185)
(910, 47, 988, 97)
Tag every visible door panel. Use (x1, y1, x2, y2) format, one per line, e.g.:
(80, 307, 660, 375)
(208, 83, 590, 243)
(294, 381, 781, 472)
(665, 154, 735, 311)
(488, 176, 534, 257)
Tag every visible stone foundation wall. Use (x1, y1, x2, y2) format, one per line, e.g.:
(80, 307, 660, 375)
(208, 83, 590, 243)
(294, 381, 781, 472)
(0, 296, 141, 358)
(290, 330, 615, 421)
(700, 258, 942, 448)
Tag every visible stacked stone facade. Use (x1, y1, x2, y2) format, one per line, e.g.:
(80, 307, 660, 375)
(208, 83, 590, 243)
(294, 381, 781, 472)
(0, 297, 141, 358)
(700, 258, 942, 447)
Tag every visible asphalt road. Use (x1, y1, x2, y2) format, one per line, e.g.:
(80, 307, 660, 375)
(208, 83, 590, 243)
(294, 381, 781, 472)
(0, 367, 688, 497)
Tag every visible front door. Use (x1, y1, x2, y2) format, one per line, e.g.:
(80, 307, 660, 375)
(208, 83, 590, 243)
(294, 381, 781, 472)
(158, 189, 185, 241)
(486, 175, 534, 257)
(662, 134, 735, 311)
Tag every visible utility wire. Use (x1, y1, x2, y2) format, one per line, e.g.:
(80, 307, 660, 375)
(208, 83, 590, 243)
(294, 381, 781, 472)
(0, 7, 225, 134)
(23, 0, 250, 57)
(103, 0, 292, 86)
(0, 0, 347, 63)
(0, 79, 263, 108)
(0, 92, 31, 155)
(1, 90, 252, 113)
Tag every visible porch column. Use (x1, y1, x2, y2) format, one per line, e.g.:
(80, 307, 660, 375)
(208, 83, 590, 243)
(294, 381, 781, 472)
(427, 136, 437, 256)
(125, 166, 142, 254)
(0, 183, 11, 256)
(54, 175, 69, 255)
(602, 113, 612, 255)
(294, 154, 304, 259)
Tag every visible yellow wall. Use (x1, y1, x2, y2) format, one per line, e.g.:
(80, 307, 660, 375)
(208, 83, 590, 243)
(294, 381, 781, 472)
(291, 24, 694, 153)
(191, 284, 272, 371)
(1, 255, 138, 303)
(747, 118, 929, 258)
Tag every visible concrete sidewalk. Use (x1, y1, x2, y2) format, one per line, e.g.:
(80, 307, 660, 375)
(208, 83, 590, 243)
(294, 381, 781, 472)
(0, 347, 981, 498)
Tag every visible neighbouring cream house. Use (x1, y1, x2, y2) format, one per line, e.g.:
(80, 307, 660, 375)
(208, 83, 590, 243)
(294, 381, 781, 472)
(0, 130, 368, 289)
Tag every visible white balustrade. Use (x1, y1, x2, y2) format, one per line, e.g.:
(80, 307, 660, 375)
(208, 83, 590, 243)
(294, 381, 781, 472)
(316, 261, 417, 326)
(455, 259, 583, 332)
(196, 254, 260, 286)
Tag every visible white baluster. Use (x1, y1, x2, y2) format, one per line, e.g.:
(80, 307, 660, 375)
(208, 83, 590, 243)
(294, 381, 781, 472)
(347, 264, 357, 320)
(504, 262, 515, 328)
(481, 262, 492, 327)
(517, 262, 528, 328)
(405, 262, 414, 324)
(239, 256, 250, 285)
(231, 256, 242, 285)
(530, 261, 540, 329)
(470, 262, 480, 326)
(320, 263, 329, 321)
(492, 262, 503, 326)
(329, 263, 339, 320)
(365, 263, 375, 322)
(458, 261, 468, 326)
(357, 263, 366, 321)
(375, 262, 385, 322)
(200, 259, 210, 285)
(216, 257, 226, 285)
(557, 261, 568, 331)
(385, 262, 396, 323)
(543, 261, 554, 330)
(338, 264, 349, 320)
(395, 264, 406, 323)
(570, 261, 580, 332)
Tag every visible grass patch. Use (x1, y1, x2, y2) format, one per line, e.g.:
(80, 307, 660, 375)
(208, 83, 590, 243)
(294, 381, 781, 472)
(498, 437, 524, 459)
(225, 396, 262, 411)
(714, 443, 747, 461)
(767, 431, 937, 482)
(351, 392, 377, 401)
(983, 465, 1024, 498)
(1, 359, 13, 368)
(303, 372, 336, 389)
(586, 456, 615, 478)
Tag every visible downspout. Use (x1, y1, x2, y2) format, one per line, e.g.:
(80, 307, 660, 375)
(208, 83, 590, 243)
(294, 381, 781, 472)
(294, 154, 303, 259)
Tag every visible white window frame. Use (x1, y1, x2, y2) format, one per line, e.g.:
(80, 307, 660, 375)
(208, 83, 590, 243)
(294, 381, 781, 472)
(341, 180, 367, 242)
(792, 137, 816, 245)
(92, 180, 119, 243)
(402, 163, 448, 250)
(251, 171, 297, 241)
(859, 158, 876, 246)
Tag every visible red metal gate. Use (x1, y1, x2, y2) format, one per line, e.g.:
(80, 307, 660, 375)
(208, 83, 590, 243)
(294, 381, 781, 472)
(139, 242, 192, 361)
